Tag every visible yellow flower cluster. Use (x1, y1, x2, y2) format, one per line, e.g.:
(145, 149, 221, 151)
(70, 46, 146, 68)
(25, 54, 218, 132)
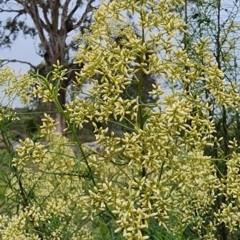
(1, 0, 240, 239)
(3, 133, 93, 240)
(0, 66, 38, 104)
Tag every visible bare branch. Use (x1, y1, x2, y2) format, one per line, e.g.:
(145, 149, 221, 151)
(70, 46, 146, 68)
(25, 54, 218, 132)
(17, 0, 48, 50)
(62, 0, 71, 19)
(14, 0, 30, 8)
(65, 0, 82, 23)
(39, 18, 51, 32)
(11, 8, 26, 24)
(31, 0, 50, 32)
(0, 8, 26, 14)
(61, 0, 71, 30)
(0, 58, 37, 71)
(71, 0, 95, 31)
(35, 0, 52, 28)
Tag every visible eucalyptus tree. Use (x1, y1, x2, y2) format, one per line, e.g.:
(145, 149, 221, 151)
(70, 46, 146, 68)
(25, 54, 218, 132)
(0, 0, 95, 132)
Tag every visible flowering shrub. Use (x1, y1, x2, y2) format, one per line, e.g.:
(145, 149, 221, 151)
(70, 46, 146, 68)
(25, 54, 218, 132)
(1, 0, 240, 239)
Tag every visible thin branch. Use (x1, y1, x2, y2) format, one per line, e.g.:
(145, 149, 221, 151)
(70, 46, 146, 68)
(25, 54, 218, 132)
(30, 0, 49, 32)
(0, 58, 37, 70)
(11, 8, 26, 24)
(62, 0, 71, 19)
(0, 8, 26, 14)
(39, 17, 51, 32)
(36, 1, 52, 29)
(61, 0, 71, 30)
(14, 0, 30, 9)
(24, 1, 48, 49)
(71, 0, 95, 31)
(65, 0, 82, 23)
(15, 0, 48, 39)
(13, 0, 40, 30)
